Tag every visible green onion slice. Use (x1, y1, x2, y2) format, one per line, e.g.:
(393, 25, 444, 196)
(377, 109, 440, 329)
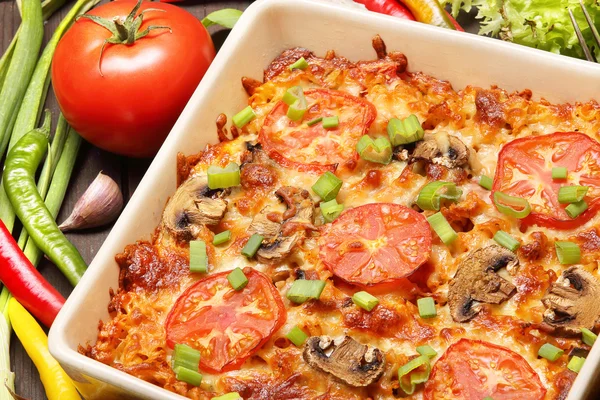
(241, 234, 263, 258)
(427, 212, 457, 245)
(582, 328, 597, 346)
(213, 230, 231, 245)
(211, 394, 242, 400)
(321, 199, 344, 223)
(322, 116, 339, 129)
(417, 297, 436, 319)
(565, 200, 588, 219)
(555, 241, 581, 265)
(538, 343, 564, 361)
(558, 186, 588, 204)
(416, 181, 462, 211)
(232, 106, 256, 128)
(189, 240, 208, 273)
(289, 57, 309, 71)
(552, 167, 568, 180)
(172, 344, 201, 371)
(493, 191, 531, 219)
(306, 117, 323, 127)
(352, 291, 379, 311)
(397, 355, 431, 395)
(478, 175, 493, 190)
(416, 345, 437, 358)
(312, 171, 342, 201)
(207, 162, 241, 190)
(284, 86, 308, 121)
(356, 135, 393, 165)
(286, 325, 309, 347)
(568, 356, 586, 373)
(483, 397, 494, 400)
(287, 280, 326, 304)
(282, 86, 304, 106)
(493, 230, 520, 252)
(174, 366, 203, 386)
(387, 114, 424, 146)
(227, 267, 248, 291)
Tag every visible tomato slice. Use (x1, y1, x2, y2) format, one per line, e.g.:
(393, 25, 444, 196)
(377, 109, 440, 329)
(165, 268, 286, 373)
(318, 203, 431, 286)
(493, 132, 600, 230)
(424, 339, 546, 400)
(259, 89, 377, 174)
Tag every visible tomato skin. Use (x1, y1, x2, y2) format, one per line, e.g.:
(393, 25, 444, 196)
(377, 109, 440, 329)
(424, 339, 546, 400)
(52, 1, 215, 157)
(165, 268, 286, 373)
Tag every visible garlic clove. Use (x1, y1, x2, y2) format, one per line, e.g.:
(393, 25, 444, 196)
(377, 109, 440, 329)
(59, 172, 124, 232)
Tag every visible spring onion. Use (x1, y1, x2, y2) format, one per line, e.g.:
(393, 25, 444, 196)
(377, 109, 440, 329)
(538, 343, 563, 361)
(312, 171, 342, 201)
(582, 328, 597, 346)
(478, 175, 493, 190)
(207, 162, 240, 190)
(427, 212, 457, 245)
(232, 106, 256, 128)
(417, 297, 436, 319)
(558, 186, 588, 204)
(352, 291, 379, 311)
(552, 167, 568, 180)
(174, 367, 202, 386)
(493, 230, 520, 252)
(568, 356, 586, 373)
(322, 116, 339, 129)
(493, 191, 531, 219)
(416, 345, 437, 358)
(283, 86, 304, 106)
(282, 86, 307, 121)
(483, 397, 494, 400)
(241, 234, 263, 258)
(387, 114, 424, 146)
(286, 325, 308, 347)
(189, 240, 208, 273)
(356, 135, 392, 164)
(416, 181, 462, 211)
(555, 241, 581, 265)
(227, 267, 248, 291)
(289, 57, 308, 71)
(172, 344, 201, 371)
(213, 230, 231, 245)
(397, 355, 431, 395)
(211, 393, 242, 400)
(306, 117, 322, 127)
(565, 200, 588, 219)
(286, 280, 326, 304)
(320, 199, 344, 223)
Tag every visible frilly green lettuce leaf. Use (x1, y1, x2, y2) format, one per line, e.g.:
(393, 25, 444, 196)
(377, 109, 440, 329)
(440, 0, 473, 17)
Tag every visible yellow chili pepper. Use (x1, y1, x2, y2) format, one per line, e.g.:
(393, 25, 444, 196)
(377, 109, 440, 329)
(8, 298, 80, 400)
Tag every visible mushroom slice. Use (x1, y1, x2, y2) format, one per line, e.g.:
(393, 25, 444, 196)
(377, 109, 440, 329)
(303, 336, 385, 387)
(448, 245, 519, 322)
(162, 175, 227, 240)
(412, 132, 469, 169)
(541, 267, 600, 336)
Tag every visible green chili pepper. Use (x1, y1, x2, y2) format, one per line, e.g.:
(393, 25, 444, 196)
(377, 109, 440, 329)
(3, 112, 87, 286)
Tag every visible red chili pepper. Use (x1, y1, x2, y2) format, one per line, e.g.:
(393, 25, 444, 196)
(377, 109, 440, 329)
(445, 10, 464, 31)
(354, 0, 416, 20)
(0, 220, 65, 327)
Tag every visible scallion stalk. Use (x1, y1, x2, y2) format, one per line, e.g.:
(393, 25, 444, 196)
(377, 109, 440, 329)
(538, 343, 563, 361)
(493, 191, 531, 219)
(557, 186, 588, 204)
(427, 212, 457, 244)
(388, 114, 424, 146)
(555, 241, 581, 265)
(493, 230, 520, 252)
(416, 181, 462, 211)
(356, 135, 392, 164)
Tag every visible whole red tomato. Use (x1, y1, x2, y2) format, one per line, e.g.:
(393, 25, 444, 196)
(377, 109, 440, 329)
(52, 0, 215, 157)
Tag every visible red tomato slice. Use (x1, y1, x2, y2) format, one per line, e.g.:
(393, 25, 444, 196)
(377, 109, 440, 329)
(165, 268, 286, 373)
(424, 339, 546, 400)
(259, 89, 377, 174)
(318, 203, 431, 286)
(493, 132, 600, 230)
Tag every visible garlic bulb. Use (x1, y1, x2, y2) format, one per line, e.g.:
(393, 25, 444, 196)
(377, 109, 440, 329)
(59, 172, 123, 232)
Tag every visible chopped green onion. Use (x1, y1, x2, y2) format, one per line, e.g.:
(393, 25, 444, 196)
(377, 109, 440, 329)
(478, 175, 493, 190)
(306, 117, 323, 127)
(287, 280, 326, 304)
(397, 355, 431, 395)
(552, 167, 568, 180)
(417, 297, 436, 319)
(582, 328, 597, 346)
(322, 116, 339, 129)
(284, 86, 308, 121)
(227, 267, 248, 291)
(352, 291, 379, 311)
(282, 86, 304, 106)
(483, 397, 494, 400)
(211, 393, 242, 400)
(241, 234, 263, 258)
(207, 162, 241, 189)
(555, 241, 581, 265)
(320, 199, 344, 223)
(232, 106, 256, 128)
(558, 186, 588, 204)
(493, 230, 520, 252)
(213, 230, 231, 245)
(416, 181, 462, 211)
(289, 57, 308, 71)
(189, 240, 208, 273)
(538, 343, 564, 361)
(172, 344, 201, 371)
(356, 135, 393, 164)
(493, 191, 531, 219)
(174, 366, 202, 386)
(312, 171, 342, 201)
(427, 212, 457, 245)
(286, 325, 308, 347)
(568, 356, 586, 373)
(387, 114, 424, 146)
(416, 345, 437, 358)
(565, 200, 588, 218)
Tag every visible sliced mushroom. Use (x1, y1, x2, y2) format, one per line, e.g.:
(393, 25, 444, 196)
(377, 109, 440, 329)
(162, 175, 227, 240)
(541, 267, 600, 336)
(303, 336, 384, 387)
(448, 245, 519, 322)
(412, 132, 469, 169)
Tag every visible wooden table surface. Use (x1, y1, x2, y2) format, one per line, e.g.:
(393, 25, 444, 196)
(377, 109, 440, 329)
(0, 2, 479, 398)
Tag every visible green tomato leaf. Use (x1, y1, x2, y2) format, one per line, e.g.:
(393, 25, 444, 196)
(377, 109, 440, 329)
(202, 9, 243, 29)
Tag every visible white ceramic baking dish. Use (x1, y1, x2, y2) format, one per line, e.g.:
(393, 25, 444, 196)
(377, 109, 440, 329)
(48, 0, 600, 398)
